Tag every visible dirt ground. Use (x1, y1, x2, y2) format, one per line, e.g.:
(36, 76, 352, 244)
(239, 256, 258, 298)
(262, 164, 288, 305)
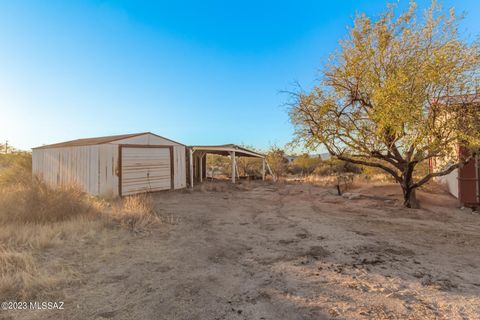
(6, 181, 480, 320)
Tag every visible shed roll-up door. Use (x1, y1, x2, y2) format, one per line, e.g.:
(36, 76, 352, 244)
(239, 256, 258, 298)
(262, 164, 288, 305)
(121, 147, 172, 196)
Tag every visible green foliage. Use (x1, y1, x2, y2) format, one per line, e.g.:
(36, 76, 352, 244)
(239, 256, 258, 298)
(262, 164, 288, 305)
(236, 145, 264, 178)
(290, 154, 323, 176)
(313, 159, 362, 176)
(289, 0, 480, 207)
(266, 146, 288, 180)
(206, 154, 231, 178)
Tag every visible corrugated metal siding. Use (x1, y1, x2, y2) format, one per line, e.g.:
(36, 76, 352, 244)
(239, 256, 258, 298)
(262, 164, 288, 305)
(98, 144, 119, 197)
(174, 145, 186, 189)
(121, 147, 172, 196)
(458, 153, 478, 207)
(32, 146, 100, 194)
(112, 133, 186, 190)
(33, 133, 187, 197)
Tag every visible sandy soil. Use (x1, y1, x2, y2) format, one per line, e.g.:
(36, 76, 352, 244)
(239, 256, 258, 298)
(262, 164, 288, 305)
(6, 182, 480, 319)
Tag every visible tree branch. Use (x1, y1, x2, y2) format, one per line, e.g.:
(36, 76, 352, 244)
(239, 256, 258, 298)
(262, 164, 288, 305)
(332, 152, 402, 183)
(412, 154, 475, 189)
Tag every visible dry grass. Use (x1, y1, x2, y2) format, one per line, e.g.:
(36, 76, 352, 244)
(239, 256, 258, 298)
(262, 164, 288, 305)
(0, 181, 100, 300)
(0, 184, 160, 300)
(0, 245, 80, 300)
(304, 173, 393, 186)
(0, 180, 95, 224)
(0, 154, 162, 300)
(0, 152, 31, 186)
(109, 194, 160, 231)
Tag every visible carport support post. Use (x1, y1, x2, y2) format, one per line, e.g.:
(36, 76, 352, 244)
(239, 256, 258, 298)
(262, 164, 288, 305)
(231, 151, 236, 184)
(189, 149, 194, 188)
(262, 158, 266, 181)
(199, 152, 203, 183)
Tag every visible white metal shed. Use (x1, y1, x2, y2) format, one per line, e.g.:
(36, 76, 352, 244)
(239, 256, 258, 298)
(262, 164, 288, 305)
(32, 132, 186, 197)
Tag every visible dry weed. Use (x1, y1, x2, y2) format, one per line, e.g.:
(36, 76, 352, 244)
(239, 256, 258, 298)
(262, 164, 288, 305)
(109, 194, 160, 231)
(0, 245, 79, 300)
(0, 180, 160, 300)
(0, 154, 164, 301)
(0, 180, 93, 224)
(0, 153, 32, 186)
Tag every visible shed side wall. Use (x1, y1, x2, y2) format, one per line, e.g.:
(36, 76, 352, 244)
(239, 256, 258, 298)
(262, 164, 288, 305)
(174, 145, 186, 189)
(32, 146, 101, 195)
(438, 168, 459, 198)
(98, 144, 119, 197)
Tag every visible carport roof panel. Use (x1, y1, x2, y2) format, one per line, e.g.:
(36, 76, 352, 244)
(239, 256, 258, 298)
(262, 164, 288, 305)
(190, 144, 265, 158)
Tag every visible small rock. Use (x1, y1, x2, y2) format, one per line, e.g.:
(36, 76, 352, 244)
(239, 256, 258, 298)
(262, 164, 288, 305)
(295, 233, 308, 239)
(306, 246, 331, 259)
(460, 206, 473, 214)
(342, 192, 362, 200)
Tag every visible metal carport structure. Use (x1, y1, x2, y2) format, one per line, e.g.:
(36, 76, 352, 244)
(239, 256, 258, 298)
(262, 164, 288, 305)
(188, 144, 271, 187)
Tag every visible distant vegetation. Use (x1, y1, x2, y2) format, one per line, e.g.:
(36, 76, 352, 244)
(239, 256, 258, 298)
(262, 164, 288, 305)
(206, 145, 367, 183)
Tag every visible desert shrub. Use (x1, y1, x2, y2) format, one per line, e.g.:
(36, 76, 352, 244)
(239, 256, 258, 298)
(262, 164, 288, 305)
(289, 154, 323, 176)
(0, 180, 93, 224)
(0, 152, 32, 186)
(207, 154, 231, 179)
(314, 159, 362, 176)
(266, 146, 289, 181)
(110, 194, 160, 231)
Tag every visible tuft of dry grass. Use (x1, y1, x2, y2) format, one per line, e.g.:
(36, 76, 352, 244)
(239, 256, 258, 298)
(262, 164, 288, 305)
(109, 194, 160, 231)
(0, 243, 81, 300)
(304, 174, 393, 187)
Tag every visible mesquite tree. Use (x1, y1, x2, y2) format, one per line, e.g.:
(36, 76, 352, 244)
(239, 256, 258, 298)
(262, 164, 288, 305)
(289, 1, 480, 208)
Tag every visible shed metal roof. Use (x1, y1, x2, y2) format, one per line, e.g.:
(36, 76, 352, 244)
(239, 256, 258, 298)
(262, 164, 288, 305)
(33, 132, 185, 149)
(190, 144, 265, 158)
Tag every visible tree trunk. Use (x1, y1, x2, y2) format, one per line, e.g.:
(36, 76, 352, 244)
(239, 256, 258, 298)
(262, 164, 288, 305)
(402, 186, 419, 208)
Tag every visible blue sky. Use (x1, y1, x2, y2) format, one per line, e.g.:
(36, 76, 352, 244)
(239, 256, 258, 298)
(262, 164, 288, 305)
(1, 1, 479, 151)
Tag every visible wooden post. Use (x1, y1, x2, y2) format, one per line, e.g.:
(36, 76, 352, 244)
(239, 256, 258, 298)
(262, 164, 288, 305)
(262, 158, 266, 180)
(231, 151, 236, 184)
(266, 161, 275, 181)
(199, 152, 203, 183)
(189, 148, 194, 188)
